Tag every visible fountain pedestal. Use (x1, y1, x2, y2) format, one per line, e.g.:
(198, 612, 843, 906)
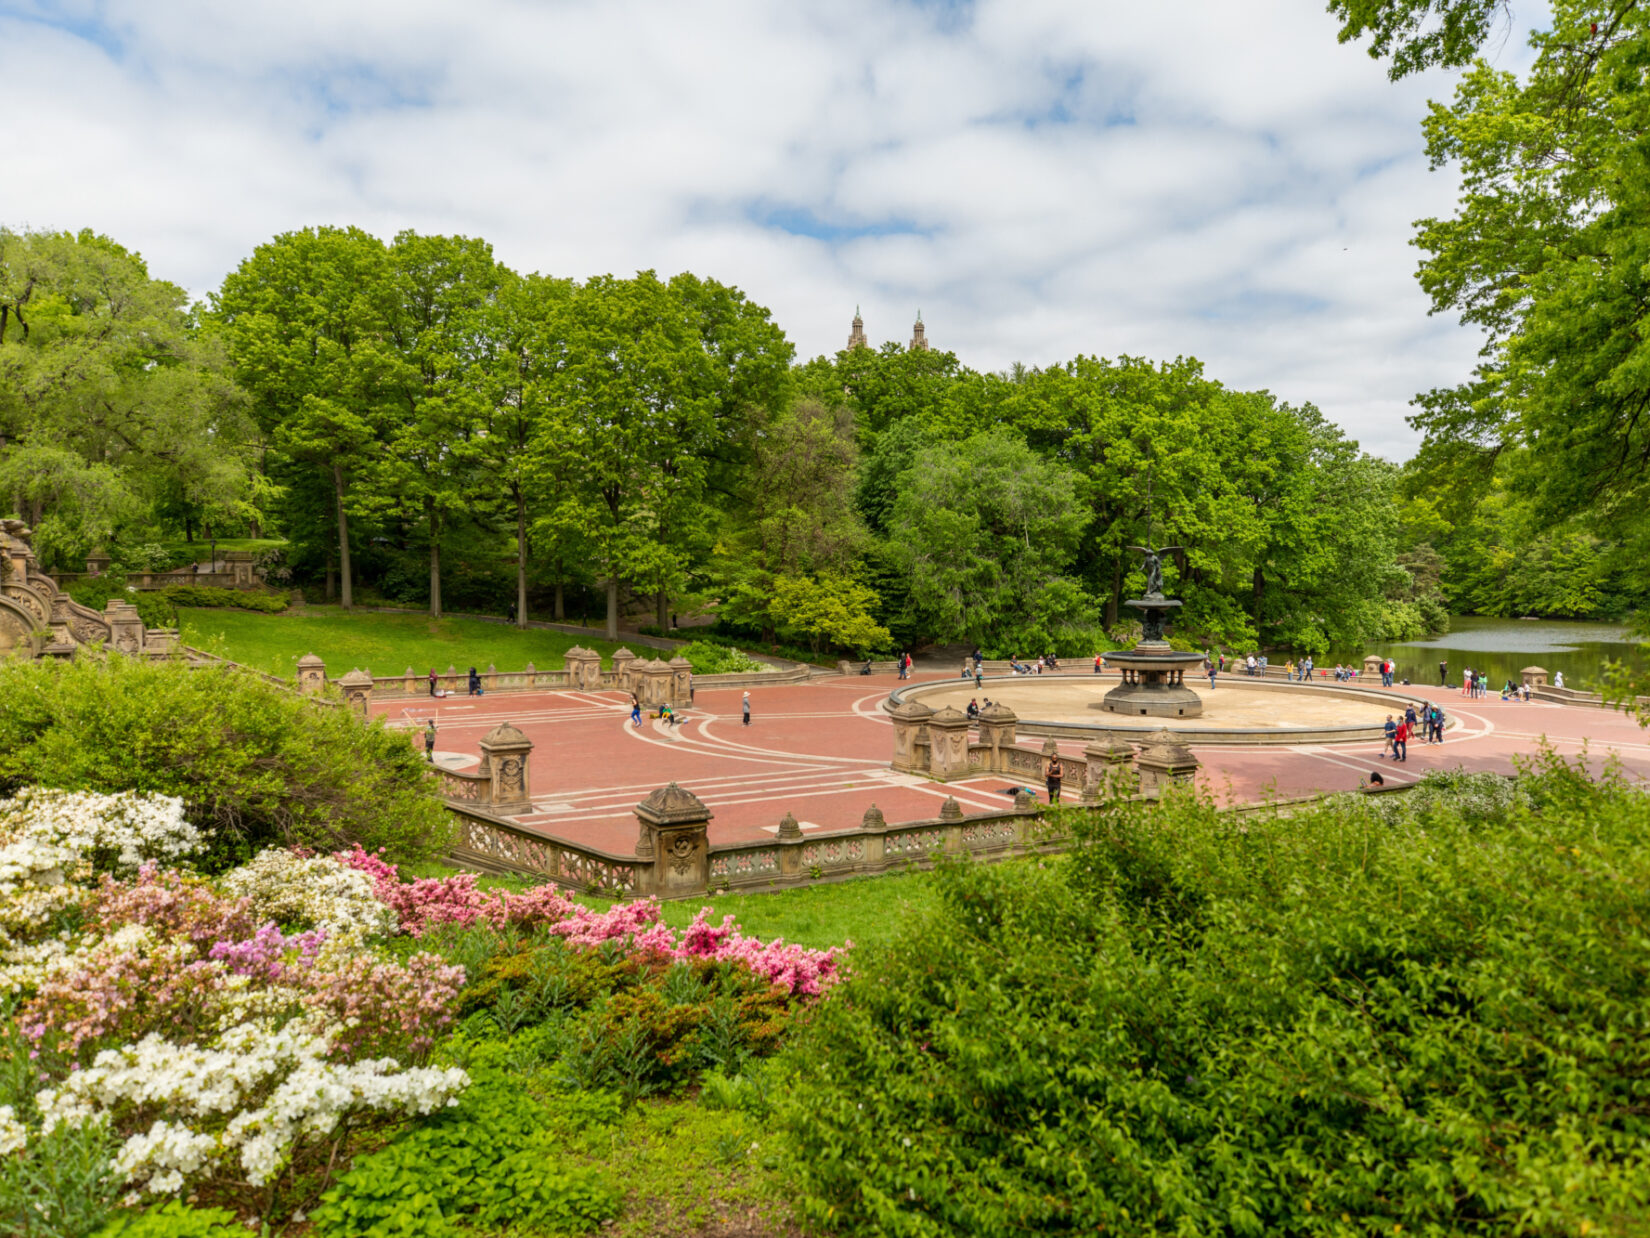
(1100, 596, 1205, 719)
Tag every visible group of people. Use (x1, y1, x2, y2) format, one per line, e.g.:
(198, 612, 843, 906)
(1381, 701, 1447, 761)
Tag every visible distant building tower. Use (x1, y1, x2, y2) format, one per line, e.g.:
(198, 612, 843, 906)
(846, 306, 868, 351)
(909, 310, 929, 351)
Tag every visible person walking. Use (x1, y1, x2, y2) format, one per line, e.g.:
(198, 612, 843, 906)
(1094, 653, 1104, 674)
(1404, 703, 1419, 733)
(898, 652, 909, 681)
(1045, 751, 1064, 805)
(1430, 703, 1446, 744)
(1382, 714, 1396, 759)
(428, 668, 438, 698)
(1382, 659, 1394, 688)
(742, 692, 751, 726)
(1206, 658, 1217, 691)
(1393, 716, 1409, 762)
(688, 672, 695, 705)
(630, 695, 642, 728)
(423, 718, 437, 762)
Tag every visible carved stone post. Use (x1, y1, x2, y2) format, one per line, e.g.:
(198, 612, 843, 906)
(858, 801, 888, 868)
(976, 702, 1017, 772)
(775, 810, 805, 878)
(888, 700, 934, 773)
(297, 653, 328, 696)
(338, 668, 374, 718)
(636, 659, 672, 708)
(564, 646, 601, 691)
(1363, 654, 1383, 679)
(1082, 731, 1137, 802)
(926, 706, 973, 780)
(610, 647, 636, 692)
(1521, 665, 1549, 688)
(1135, 729, 1199, 799)
(103, 600, 145, 656)
(668, 655, 693, 705)
(478, 721, 533, 815)
(634, 783, 713, 898)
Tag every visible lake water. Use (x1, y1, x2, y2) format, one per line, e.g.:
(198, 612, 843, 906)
(1344, 616, 1648, 692)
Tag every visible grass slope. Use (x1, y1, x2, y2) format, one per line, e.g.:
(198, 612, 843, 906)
(178, 605, 629, 679)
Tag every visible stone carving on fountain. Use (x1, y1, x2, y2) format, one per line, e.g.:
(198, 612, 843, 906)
(1099, 541, 1207, 719)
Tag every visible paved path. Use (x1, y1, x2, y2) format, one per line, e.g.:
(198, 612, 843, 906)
(376, 672, 1650, 853)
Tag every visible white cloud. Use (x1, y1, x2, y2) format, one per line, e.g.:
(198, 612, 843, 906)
(0, 0, 1551, 459)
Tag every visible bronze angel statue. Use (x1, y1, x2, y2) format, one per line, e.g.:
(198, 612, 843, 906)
(1128, 544, 1182, 599)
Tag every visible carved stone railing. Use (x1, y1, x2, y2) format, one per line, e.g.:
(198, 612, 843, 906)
(449, 807, 640, 895)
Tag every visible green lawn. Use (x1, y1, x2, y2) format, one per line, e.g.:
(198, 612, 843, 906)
(177, 605, 629, 679)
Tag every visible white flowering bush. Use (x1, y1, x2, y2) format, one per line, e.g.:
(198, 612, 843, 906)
(37, 1020, 467, 1196)
(219, 850, 394, 941)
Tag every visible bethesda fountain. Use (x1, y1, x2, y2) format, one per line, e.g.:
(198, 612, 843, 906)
(1099, 542, 1205, 719)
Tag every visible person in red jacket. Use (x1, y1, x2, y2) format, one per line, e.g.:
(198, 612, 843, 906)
(1392, 717, 1410, 762)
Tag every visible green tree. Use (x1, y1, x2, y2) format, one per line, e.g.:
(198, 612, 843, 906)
(212, 226, 401, 610)
(888, 430, 1090, 652)
(0, 228, 252, 566)
(1329, 0, 1513, 78)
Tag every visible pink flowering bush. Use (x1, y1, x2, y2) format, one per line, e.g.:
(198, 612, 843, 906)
(301, 949, 466, 1058)
(207, 923, 326, 982)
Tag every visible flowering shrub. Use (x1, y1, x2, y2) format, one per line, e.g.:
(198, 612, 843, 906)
(38, 1021, 467, 1195)
(220, 850, 394, 940)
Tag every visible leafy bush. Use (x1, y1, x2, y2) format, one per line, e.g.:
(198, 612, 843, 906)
(780, 760, 1650, 1234)
(63, 576, 177, 630)
(312, 1075, 621, 1237)
(160, 584, 289, 612)
(95, 1202, 243, 1237)
(0, 656, 452, 868)
(679, 640, 766, 674)
(0, 1121, 122, 1238)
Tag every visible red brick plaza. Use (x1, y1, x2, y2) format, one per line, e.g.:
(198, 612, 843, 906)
(374, 671, 1650, 853)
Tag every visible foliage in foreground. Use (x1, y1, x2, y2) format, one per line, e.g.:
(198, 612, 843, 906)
(780, 762, 1650, 1234)
(0, 656, 451, 867)
(0, 789, 839, 1233)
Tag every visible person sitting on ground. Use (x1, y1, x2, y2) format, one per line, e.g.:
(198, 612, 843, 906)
(860, 658, 873, 675)
(1364, 770, 1385, 788)
(967, 698, 980, 720)
(1046, 653, 1060, 671)
(468, 666, 482, 696)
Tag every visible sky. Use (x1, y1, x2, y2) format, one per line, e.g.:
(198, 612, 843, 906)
(0, 0, 1549, 461)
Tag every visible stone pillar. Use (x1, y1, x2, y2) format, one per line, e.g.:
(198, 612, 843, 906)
(888, 700, 934, 773)
(1135, 729, 1199, 799)
(85, 551, 111, 577)
(1082, 732, 1137, 801)
(634, 783, 713, 898)
(226, 552, 255, 587)
(1521, 666, 1549, 688)
(338, 668, 374, 718)
(926, 706, 973, 780)
(103, 600, 145, 656)
(143, 628, 179, 659)
(610, 647, 636, 691)
(976, 702, 1017, 771)
(668, 655, 693, 705)
(524, 661, 538, 687)
(564, 646, 601, 691)
(858, 801, 888, 868)
(1363, 654, 1383, 679)
(635, 659, 672, 707)
(297, 653, 327, 696)
(775, 810, 806, 878)
(478, 721, 533, 815)
(484, 662, 498, 693)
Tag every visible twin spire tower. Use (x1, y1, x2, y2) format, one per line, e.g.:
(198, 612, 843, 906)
(847, 307, 930, 353)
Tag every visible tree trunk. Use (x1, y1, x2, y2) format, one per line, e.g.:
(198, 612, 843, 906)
(605, 577, 619, 641)
(325, 551, 335, 603)
(249, 517, 262, 540)
(333, 463, 354, 611)
(1252, 565, 1265, 636)
(1106, 557, 1121, 628)
(428, 499, 442, 619)
(656, 583, 668, 630)
(183, 516, 194, 544)
(554, 581, 565, 621)
(515, 490, 528, 628)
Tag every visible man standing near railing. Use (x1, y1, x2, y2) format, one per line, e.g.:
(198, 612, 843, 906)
(424, 718, 437, 762)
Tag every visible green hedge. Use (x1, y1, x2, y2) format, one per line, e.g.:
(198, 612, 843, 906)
(63, 577, 177, 629)
(0, 656, 451, 869)
(779, 761, 1650, 1234)
(159, 584, 289, 612)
